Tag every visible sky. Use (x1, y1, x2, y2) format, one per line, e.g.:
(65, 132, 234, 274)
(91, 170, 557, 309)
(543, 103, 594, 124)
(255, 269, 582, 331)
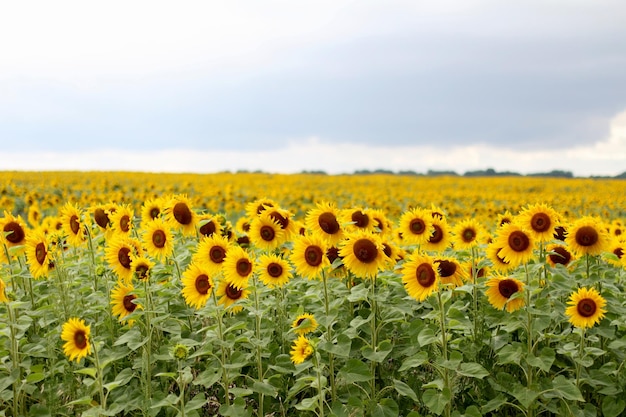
(1, 1, 626, 177)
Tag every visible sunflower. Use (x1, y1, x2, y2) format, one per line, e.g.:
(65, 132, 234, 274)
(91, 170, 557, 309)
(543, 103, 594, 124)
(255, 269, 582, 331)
(565, 216, 609, 257)
(290, 234, 330, 279)
(235, 216, 252, 236)
(290, 335, 313, 365)
(216, 277, 250, 314)
(61, 317, 92, 362)
(401, 253, 440, 302)
(451, 218, 485, 250)
(486, 243, 515, 273)
(1, 210, 28, 253)
(111, 282, 140, 324)
(381, 239, 401, 268)
(494, 223, 535, 267)
(398, 208, 432, 245)
(496, 210, 514, 228)
(131, 255, 154, 281)
(339, 231, 386, 279)
(105, 235, 142, 283)
(90, 204, 114, 234)
(197, 214, 223, 238)
(342, 207, 375, 234)
(109, 204, 134, 236)
(604, 239, 626, 267)
(181, 262, 214, 310)
(165, 194, 197, 236)
(60, 202, 86, 247)
(265, 206, 296, 239)
(245, 197, 278, 219)
(256, 253, 292, 288)
(516, 203, 559, 242)
(248, 212, 286, 251)
(305, 201, 345, 245)
(423, 217, 450, 252)
(142, 218, 174, 261)
(553, 225, 567, 241)
(222, 245, 254, 290)
(25, 228, 52, 279)
(546, 244, 577, 268)
(0, 277, 8, 303)
(141, 197, 165, 225)
(193, 234, 231, 275)
(434, 256, 467, 287)
(485, 275, 525, 313)
(292, 313, 319, 336)
(565, 287, 607, 329)
(27, 203, 41, 227)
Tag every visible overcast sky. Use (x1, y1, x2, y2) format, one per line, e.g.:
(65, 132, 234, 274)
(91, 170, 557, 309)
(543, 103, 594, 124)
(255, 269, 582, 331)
(1, 1, 626, 176)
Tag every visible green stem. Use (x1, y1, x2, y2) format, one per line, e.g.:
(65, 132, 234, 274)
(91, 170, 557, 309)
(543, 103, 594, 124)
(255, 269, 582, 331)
(322, 271, 336, 403)
(471, 246, 479, 343)
(313, 350, 325, 417)
(370, 277, 377, 402)
(178, 360, 186, 417)
(7, 303, 22, 417)
(92, 340, 107, 413)
(215, 301, 231, 406)
(524, 262, 534, 417)
(143, 279, 153, 408)
(576, 329, 585, 388)
(437, 290, 451, 417)
(252, 274, 264, 416)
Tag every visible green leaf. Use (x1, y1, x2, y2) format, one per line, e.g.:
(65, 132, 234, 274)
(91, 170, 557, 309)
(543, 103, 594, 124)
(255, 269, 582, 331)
(252, 380, 278, 397)
(362, 340, 393, 363)
(318, 333, 352, 358)
(193, 368, 221, 388)
(417, 327, 438, 347)
(25, 372, 45, 383)
(456, 362, 489, 379)
(338, 359, 372, 384)
(74, 367, 97, 378)
(219, 396, 250, 417)
(393, 379, 418, 402)
(398, 351, 429, 372)
(551, 375, 584, 402)
(372, 398, 399, 417)
(185, 393, 207, 413)
(28, 404, 51, 417)
(496, 343, 523, 366)
(295, 397, 318, 411)
(154, 372, 177, 379)
(525, 347, 555, 373)
(602, 397, 625, 417)
(229, 387, 253, 397)
(103, 368, 134, 392)
(481, 394, 507, 414)
(510, 385, 540, 410)
(462, 405, 482, 417)
(422, 388, 451, 416)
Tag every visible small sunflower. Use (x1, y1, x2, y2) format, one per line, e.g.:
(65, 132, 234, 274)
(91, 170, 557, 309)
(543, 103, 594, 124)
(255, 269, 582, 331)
(216, 278, 250, 314)
(485, 242, 515, 273)
(398, 208, 432, 245)
(495, 223, 535, 267)
(292, 313, 319, 336)
(131, 255, 154, 281)
(165, 194, 197, 236)
(401, 253, 440, 302)
(111, 282, 140, 325)
(423, 217, 450, 252)
(434, 256, 467, 287)
(109, 204, 134, 236)
(60, 202, 86, 247)
(451, 218, 485, 250)
(265, 206, 296, 239)
(193, 235, 231, 275)
(181, 262, 214, 310)
(342, 207, 375, 233)
(546, 244, 577, 268)
(290, 335, 313, 365)
(235, 216, 252, 236)
(565, 216, 609, 257)
(1, 210, 28, 253)
(256, 253, 292, 288)
(339, 231, 386, 279)
(604, 239, 626, 267)
(90, 204, 113, 234)
(245, 197, 278, 219)
(248, 212, 286, 251)
(222, 245, 254, 290)
(27, 203, 41, 227)
(25, 228, 52, 279)
(485, 275, 525, 313)
(370, 208, 393, 237)
(565, 287, 607, 329)
(305, 201, 345, 245)
(141, 197, 165, 225)
(197, 214, 223, 238)
(290, 234, 330, 279)
(142, 218, 174, 261)
(105, 235, 142, 283)
(516, 203, 560, 242)
(496, 210, 514, 228)
(61, 317, 92, 362)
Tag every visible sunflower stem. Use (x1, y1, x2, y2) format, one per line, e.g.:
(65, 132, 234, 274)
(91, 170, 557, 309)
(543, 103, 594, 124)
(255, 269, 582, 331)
(92, 340, 107, 413)
(178, 359, 187, 417)
(7, 302, 23, 417)
(322, 270, 336, 404)
(524, 262, 535, 417)
(437, 290, 451, 417)
(142, 278, 154, 410)
(252, 273, 264, 416)
(471, 246, 479, 344)
(85, 225, 98, 292)
(576, 328, 585, 388)
(313, 350, 325, 417)
(370, 276, 377, 402)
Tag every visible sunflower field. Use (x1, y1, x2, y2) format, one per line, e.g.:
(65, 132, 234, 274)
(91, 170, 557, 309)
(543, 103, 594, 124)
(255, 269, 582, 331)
(2, 171, 626, 417)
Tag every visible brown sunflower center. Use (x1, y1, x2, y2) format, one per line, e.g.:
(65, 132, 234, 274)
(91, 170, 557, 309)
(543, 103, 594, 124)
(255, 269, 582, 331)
(152, 230, 166, 248)
(94, 208, 110, 229)
(409, 218, 425, 235)
(173, 202, 193, 225)
(195, 274, 211, 295)
(260, 225, 275, 241)
(549, 246, 572, 265)
(120, 215, 131, 233)
(351, 211, 369, 228)
(428, 225, 444, 244)
(35, 242, 47, 265)
(149, 207, 160, 220)
(225, 284, 243, 300)
(575, 226, 598, 247)
(326, 247, 340, 264)
(353, 239, 378, 263)
(416, 264, 436, 287)
(498, 279, 519, 299)
(495, 248, 510, 265)
(236, 258, 252, 277)
(118, 247, 132, 269)
(199, 221, 216, 237)
(123, 294, 137, 312)
(4, 221, 25, 243)
(209, 246, 226, 263)
(296, 318, 305, 326)
(577, 298, 597, 317)
(269, 211, 289, 229)
(614, 248, 624, 259)
(305, 245, 324, 267)
(436, 260, 456, 277)
(553, 226, 567, 241)
(530, 212, 551, 233)
(69, 215, 80, 235)
(135, 264, 150, 280)
(318, 212, 340, 235)
(499, 218, 511, 227)
(462, 228, 476, 243)
(267, 262, 283, 278)
(74, 330, 87, 350)
(508, 230, 530, 252)
(382, 243, 392, 258)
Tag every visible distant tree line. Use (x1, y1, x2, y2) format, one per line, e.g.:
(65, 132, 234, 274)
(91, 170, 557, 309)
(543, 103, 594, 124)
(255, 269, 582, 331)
(298, 168, 626, 179)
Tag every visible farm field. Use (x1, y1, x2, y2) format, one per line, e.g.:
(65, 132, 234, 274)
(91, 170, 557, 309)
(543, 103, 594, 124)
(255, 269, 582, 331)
(1, 171, 626, 417)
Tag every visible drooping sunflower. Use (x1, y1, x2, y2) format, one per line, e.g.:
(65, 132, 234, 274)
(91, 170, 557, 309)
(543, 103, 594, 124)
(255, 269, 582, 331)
(25, 228, 52, 279)
(398, 208, 432, 245)
(109, 204, 134, 236)
(292, 313, 319, 336)
(216, 277, 250, 314)
(1, 210, 28, 253)
(0, 277, 8, 303)
(131, 255, 154, 281)
(193, 234, 231, 275)
(248, 212, 286, 251)
(105, 235, 142, 283)
(142, 218, 174, 261)
(486, 242, 515, 273)
(181, 262, 214, 310)
(290, 234, 330, 280)
(423, 217, 450, 252)
(197, 214, 223, 238)
(141, 197, 165, 225)
(516, 203, 560, 242)
(61, 317, 92, 362)
(565, 287, 607, 329)
(546, 244, 577, 268)
(256, 253, 292, 288)
(494, 223, 535, 267)
(165, 194, 197, 236)
(290, 335, 313, 365)
(485, 275, 525, 313)
(434, 257, 467, 288)
(565, 216, 609, 257)
(110, 282, 140, 325)
(305, 201, 345, 245)
(60, 202, 86, 247)
(222, 245, 254, 290)
(339, 231, 386, 279)
(451, 218, 485, 250)
(401, 253, 440, 302)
